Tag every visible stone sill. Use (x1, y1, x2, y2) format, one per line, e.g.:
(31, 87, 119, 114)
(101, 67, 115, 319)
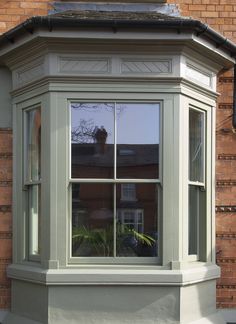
(7, 263, 220, 286)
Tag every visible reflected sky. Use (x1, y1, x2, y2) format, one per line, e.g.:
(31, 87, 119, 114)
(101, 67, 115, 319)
(71, 102, 160, 145)
(71, 103, 114, 144)
(117, 103, 159, 145)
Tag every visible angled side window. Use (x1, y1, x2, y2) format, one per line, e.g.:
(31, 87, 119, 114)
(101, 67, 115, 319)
(188, 108, 205, 258)
(24, 107, 41, 260)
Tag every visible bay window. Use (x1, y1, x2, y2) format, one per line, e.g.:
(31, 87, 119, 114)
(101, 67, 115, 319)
(3, 10, 234, 323)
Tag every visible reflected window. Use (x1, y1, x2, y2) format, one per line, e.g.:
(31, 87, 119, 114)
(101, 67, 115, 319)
(118, 209, 144, 232)
(121, 184, 136, 201)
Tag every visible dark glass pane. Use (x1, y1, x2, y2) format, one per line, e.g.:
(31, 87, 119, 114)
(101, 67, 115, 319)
(116, 103, 159, 179)
(188, 185, 198, 255)
(116, 183, 158, 257)
(72, 183, 114, 257)
(189, 109, 204, 182)
(71, 103, 114, 178)
(26, 108, 41, 181)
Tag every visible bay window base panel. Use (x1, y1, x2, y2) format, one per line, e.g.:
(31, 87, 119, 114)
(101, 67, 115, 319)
(3, 279, 225, 324)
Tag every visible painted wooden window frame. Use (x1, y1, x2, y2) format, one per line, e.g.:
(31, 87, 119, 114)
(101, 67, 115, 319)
(12, 85, 214, 272)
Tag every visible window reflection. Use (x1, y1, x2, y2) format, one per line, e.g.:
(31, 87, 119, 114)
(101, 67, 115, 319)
(70, 102, 159, 259)
(71, 102, 160, 180)
(117, 183, 158, 257)
(72, 183, 114, 257)
(71, 103, 114, 178)
(117, 103, 159, 179)
(26, 108, 41, 181)
(189, 109, 204, 182)
(72, 183, 158, 257)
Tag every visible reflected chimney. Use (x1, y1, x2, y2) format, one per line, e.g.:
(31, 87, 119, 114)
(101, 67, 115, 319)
(94, 126, 108, 154)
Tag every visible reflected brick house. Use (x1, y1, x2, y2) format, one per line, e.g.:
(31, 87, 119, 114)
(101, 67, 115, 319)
(72, 141, 159, 257)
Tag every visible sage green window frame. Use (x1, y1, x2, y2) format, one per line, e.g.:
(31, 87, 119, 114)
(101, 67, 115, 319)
(13, 88, 214, 270)
(68, 100, 162, 265)
(23, 106, 42, 262)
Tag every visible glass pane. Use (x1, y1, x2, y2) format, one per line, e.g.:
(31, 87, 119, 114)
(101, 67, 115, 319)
(188, 185, 199, 255)
(26, 108, 41, 181)
(188, 185, 206, 256)
(71, 103, 114, 178)
(116, 183, 158, 257)
(72, 183, 114, 257)
(117, 103, 159, 179)
(189, 109, 204, 182)
(29, 185, 41, 256)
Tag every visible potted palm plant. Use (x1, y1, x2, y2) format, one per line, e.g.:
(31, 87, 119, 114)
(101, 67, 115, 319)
(72, 223, 156, 257)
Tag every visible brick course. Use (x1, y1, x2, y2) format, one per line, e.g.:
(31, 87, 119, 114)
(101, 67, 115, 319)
(0, 129, 12, 309)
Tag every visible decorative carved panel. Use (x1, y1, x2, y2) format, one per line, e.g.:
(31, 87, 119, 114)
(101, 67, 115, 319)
(59, 57, 111, 74)
(16, 61, 44, 85)
(121, 59, 171, 74)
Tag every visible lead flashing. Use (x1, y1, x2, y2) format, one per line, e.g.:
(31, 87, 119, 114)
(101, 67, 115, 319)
(50, 2, 180, 17)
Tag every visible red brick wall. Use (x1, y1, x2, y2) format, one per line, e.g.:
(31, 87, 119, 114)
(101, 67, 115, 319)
(0, 1, 51, 34)
(0, 129, 12, 309)
(167, 0, 236, 309)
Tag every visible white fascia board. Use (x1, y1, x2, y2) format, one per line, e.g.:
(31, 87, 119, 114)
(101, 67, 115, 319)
(0, 29, 193, 65)
(192, 33, 235, 67)
(1, 28, 234, 72)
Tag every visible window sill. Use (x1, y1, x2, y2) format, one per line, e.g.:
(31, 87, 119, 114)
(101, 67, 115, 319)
(7, 263, 220, 286)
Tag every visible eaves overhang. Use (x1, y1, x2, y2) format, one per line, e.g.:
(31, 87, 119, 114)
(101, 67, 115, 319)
(0, 11, 235, 57)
